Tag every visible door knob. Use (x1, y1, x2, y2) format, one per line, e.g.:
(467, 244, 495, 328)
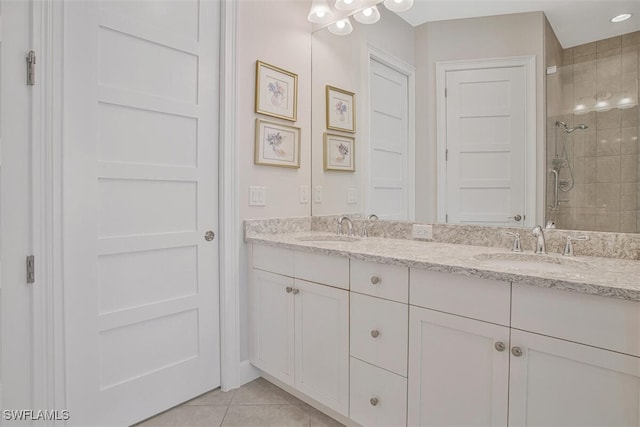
(370, 276, 381, 285)
(509, 215, 522, 222)
(494, 342, 506, 352)
(286, 287, 293, 293)
(292, 288, 300, 295)
(370, 329, 380, 338)
(370, 397, 379, 406)
(511, 346, 523, 357)
(204, 230, 215, 241)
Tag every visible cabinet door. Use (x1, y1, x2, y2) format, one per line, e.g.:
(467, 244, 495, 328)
(249, 269, 295, 386)
(509, 330, 640, 427)
(408, 306, 509, 427)
(294, 279, 350, 416)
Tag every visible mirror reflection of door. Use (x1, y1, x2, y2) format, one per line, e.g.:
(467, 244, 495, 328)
(441, 60, 533, 226)
(368, 58, 413, 220)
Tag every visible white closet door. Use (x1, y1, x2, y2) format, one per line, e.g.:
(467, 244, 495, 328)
(445, 66, 526, 226)
(63, 1, 220, 425)
(369, 59, 410, 220)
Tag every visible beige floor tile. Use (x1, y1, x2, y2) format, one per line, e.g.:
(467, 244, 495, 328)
(299, 404, 345, 427)
(136, 405, 227, 427)
(230, 378, 304, 405)
(221, 404, 309, 427)
(186, 388, 236, 406)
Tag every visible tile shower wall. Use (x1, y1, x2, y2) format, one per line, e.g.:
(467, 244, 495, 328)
(547, 31, 640, 232)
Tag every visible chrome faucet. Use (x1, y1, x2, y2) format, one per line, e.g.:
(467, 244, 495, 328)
(531, 225, 547, 254)
(361, 214, 379, 237)
(337, 216, 354, 236)
(563, 235, 589, 256)
(505, 231, 522, 252)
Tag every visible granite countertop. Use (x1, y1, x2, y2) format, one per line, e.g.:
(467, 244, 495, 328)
(246, 231, 640, 302)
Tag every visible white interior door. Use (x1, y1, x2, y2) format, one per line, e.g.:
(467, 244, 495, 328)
(369, 59, 410, 220)
(63, 1, 220, 425)
(444, 65, 527, 226)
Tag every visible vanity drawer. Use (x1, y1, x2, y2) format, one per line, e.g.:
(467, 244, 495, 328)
(410, 269, 511, 326)
(350, 357, 407, 427)
(351, 259, 409, 303)
(253, 244, 294, 277)
(350, 292, 408, 376)
(294, 251, 349, 290)
(512, 283, 640, 357)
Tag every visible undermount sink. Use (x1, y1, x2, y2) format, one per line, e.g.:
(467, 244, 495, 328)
(295, 235, 361, 243)
(474, 252, 589, 273)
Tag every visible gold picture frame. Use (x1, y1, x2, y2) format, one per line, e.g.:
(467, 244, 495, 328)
(326, 85, 356, 133)
(255, 119, 301, 168)
(324, 133, 355, 172)
(255, 60, 298, 122)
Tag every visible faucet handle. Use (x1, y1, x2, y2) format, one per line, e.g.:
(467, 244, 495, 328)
(504, 231, 522, 252)
(563, 235, 589, 256)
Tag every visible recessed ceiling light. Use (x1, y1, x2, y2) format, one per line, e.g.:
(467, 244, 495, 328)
(610, 13, 632, 23)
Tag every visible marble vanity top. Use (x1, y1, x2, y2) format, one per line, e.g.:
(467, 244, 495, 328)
(246, 231, 640, 302)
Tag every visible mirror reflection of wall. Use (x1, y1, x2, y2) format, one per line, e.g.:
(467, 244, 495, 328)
(546, 33, 639, 233)
(312, 4, 640, 233)
(312, 7, 415, 219)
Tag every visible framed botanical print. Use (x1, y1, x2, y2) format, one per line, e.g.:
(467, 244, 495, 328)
(324, 133, 355, 172)
(255, 119, 301, 168)
(326, 85, 355, 133)
(255, 60, 298, 122)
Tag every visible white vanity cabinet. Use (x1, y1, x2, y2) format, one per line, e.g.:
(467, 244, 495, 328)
(509, 284, 640, 426)
(249, 245, 350, 416)
(408, 269, 511, 426)
(349, 260, 409, 426)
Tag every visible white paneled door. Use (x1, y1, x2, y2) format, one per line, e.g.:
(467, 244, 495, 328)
(444, 65, 528, 226)
(369, 59, 410, 220)
(63, 1, 220, 425)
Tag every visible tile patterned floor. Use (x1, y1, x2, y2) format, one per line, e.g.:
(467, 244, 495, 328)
(135, 378, 345, 427)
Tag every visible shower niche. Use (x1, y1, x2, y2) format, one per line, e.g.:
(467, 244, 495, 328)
(546, 31, 640, 233)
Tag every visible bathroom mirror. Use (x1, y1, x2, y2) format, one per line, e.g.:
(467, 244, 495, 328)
(311, 3, 640, 233)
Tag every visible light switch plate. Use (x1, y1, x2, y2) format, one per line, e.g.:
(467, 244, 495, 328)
(347, 188, 358, 204)
(299, 185, 309, 204)
(249, 186, 266, 206)
(314, 186, 323, 203)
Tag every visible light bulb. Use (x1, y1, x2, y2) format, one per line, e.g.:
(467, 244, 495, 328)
(610, 13, 632, 23)
(308, 0, 334, 23)
(328, 17, 353, 35)
(383, 0, 414, 12)
(354, 5, 381, 24)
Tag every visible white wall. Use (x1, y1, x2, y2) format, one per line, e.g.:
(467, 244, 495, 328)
(311, 7, 414, 216)
(237, 0, 313, 362)
(414, 12, 546, 222)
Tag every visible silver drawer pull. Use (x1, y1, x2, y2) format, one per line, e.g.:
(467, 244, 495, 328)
(285, 286, 293, 293)
(370, 329, 380, 338)
(511, 346, 523, 357)
(494, 342, 506, 352)
(370, 397, 379, 406)
(370, 276, 381, 285)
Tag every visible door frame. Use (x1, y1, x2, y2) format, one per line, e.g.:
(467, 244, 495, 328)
(4, 0, 242, 413)
(435, 56, 537, 227)
(364, 44, 416, 220)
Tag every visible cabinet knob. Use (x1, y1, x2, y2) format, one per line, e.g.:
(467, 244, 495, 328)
(370, 329, 380, 338)
(511, 346, 523, 357)
(204, 230, 215, 241)
(370, 397, 379, 406)
(285, 287, 293, 293)
(370, 276, 381, 285)
(292, 288, 300, 295)
(494, 342, 506, 352)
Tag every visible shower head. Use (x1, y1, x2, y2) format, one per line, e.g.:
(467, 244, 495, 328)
(556, 121, 588, 133)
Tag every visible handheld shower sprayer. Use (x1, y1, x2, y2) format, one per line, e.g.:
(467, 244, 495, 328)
(555, 121, 588, 133)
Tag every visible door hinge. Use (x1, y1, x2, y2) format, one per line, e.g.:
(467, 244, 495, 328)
(444, 88, 447, 97)
(445, 214, 449, 223)
(27, 50, 36, 86)
(445, 149, 448, 161)
(26, 255, 35, 284)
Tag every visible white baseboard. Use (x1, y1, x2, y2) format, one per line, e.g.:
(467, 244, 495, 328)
(238, 360, 261, 387)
